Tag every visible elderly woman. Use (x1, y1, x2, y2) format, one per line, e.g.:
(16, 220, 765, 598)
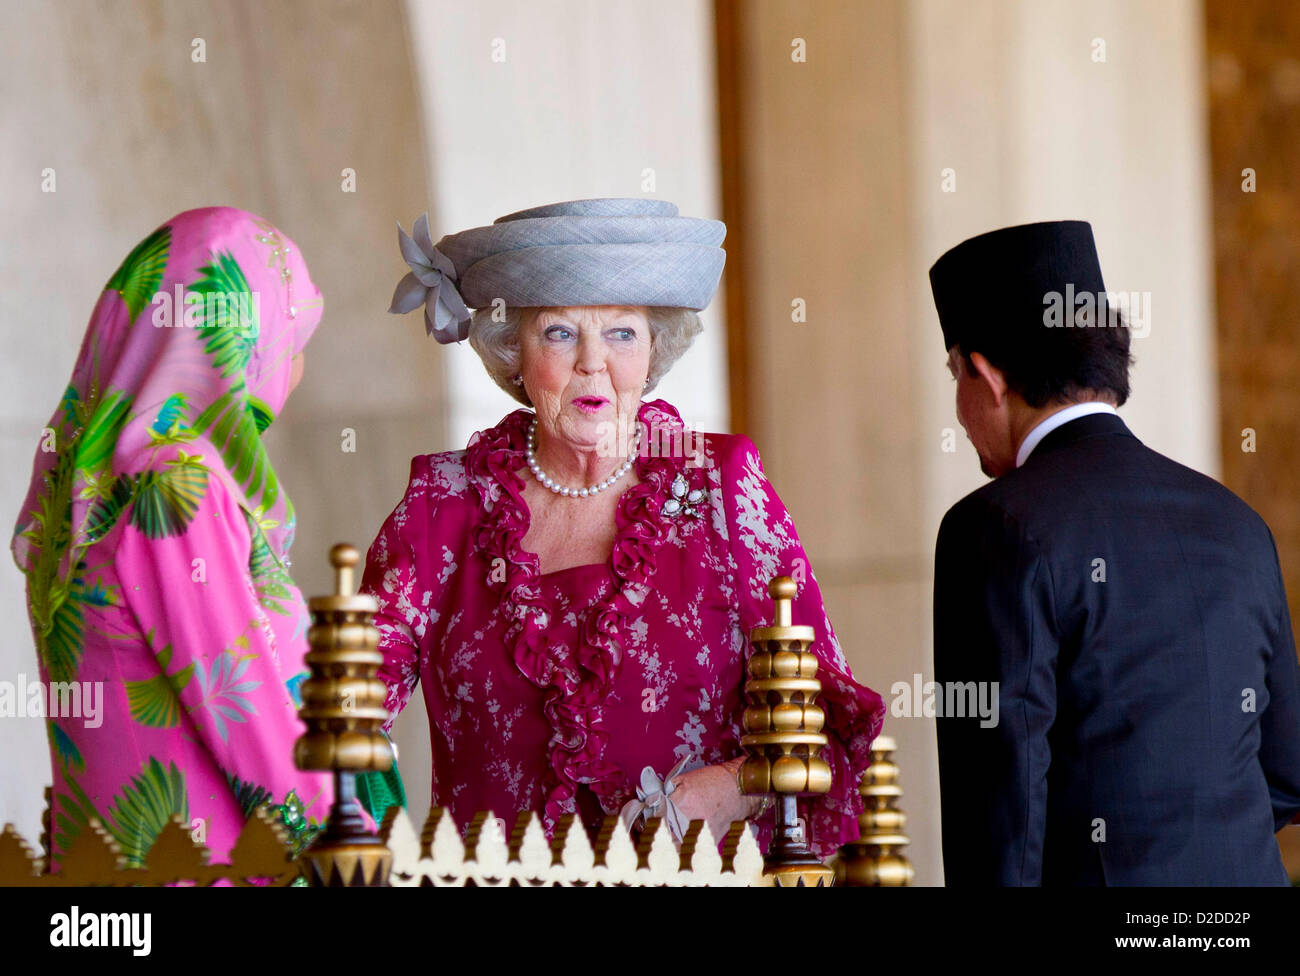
(368, 198, 883, 855)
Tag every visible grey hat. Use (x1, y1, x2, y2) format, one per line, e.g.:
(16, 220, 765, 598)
(388, 198, 726, 343)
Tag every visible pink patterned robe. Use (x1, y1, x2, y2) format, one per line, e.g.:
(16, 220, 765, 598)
(362, 398, 885, 857)
(12, 208, 333, 869)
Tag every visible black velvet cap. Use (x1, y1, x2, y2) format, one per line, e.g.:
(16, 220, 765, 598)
(929, 220, 1106, 351)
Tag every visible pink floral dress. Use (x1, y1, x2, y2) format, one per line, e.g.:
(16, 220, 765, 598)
(362, 398, 885, 857)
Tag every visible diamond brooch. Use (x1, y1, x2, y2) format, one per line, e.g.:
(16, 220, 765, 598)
(662, 472, 707, 518)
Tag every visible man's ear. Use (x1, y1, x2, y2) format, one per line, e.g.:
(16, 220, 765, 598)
(968, 351, 1008, 407)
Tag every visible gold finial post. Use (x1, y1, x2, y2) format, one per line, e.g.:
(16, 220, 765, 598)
(771, 576, 795, 627)
(332, 543, 358, 597)
(835, 735, 915, 886)
(294, 543, 393, 886)
(739, 575, 835, 886)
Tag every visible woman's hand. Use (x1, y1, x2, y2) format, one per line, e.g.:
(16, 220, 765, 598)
(667, 757, 763, 843)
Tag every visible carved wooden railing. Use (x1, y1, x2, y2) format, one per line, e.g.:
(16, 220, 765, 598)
(0, 805, 764, 887)
(386, 810, 764, 886)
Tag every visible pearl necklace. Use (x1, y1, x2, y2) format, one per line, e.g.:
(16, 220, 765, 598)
(526, 417, 640, 497)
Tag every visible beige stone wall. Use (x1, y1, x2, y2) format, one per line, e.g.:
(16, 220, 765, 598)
(0, 0, 438, 842)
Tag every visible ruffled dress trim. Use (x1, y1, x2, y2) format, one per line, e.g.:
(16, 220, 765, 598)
(464, 399, 689, 828)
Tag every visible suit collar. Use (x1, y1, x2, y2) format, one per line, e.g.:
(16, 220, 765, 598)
(1016, 402, 1117, 467)
(1022, 411, 1134, 464)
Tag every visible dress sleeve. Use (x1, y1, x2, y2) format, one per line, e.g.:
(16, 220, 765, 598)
(360, 456, 432, 732)
(115, 465, 333, 830)
(718, 434, 885, 856)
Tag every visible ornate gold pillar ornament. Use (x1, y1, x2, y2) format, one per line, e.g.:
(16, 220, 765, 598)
(294, 544, 394, 886)
(835, 735, 915, 886)
(739, 576, 835, 887)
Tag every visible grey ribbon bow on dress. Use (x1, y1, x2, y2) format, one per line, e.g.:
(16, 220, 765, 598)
(388, 213, 472, 343)
(619, 756, 694, 841)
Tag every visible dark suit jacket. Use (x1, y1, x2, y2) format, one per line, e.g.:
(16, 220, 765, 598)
(934, 412, 1300, 885)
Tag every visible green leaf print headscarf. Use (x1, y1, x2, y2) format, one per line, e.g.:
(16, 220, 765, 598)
(11, 207, 324, 681)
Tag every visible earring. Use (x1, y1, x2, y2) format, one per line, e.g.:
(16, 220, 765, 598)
(513, 375, 523, 386)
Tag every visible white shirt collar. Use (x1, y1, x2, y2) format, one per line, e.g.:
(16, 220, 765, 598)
(1015, 402, 1118, 468)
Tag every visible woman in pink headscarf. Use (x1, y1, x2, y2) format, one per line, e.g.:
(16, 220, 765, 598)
(11, 207, 332, 868)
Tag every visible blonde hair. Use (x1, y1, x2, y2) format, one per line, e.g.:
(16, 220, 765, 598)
(468, 306, 703, 406)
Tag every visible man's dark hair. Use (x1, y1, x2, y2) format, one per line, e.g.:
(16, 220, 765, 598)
(958, 305, 1135, 408)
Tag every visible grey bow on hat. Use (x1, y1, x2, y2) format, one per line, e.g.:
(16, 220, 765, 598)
(389, 199, 726, 344)
(387, 213, 472, 343)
